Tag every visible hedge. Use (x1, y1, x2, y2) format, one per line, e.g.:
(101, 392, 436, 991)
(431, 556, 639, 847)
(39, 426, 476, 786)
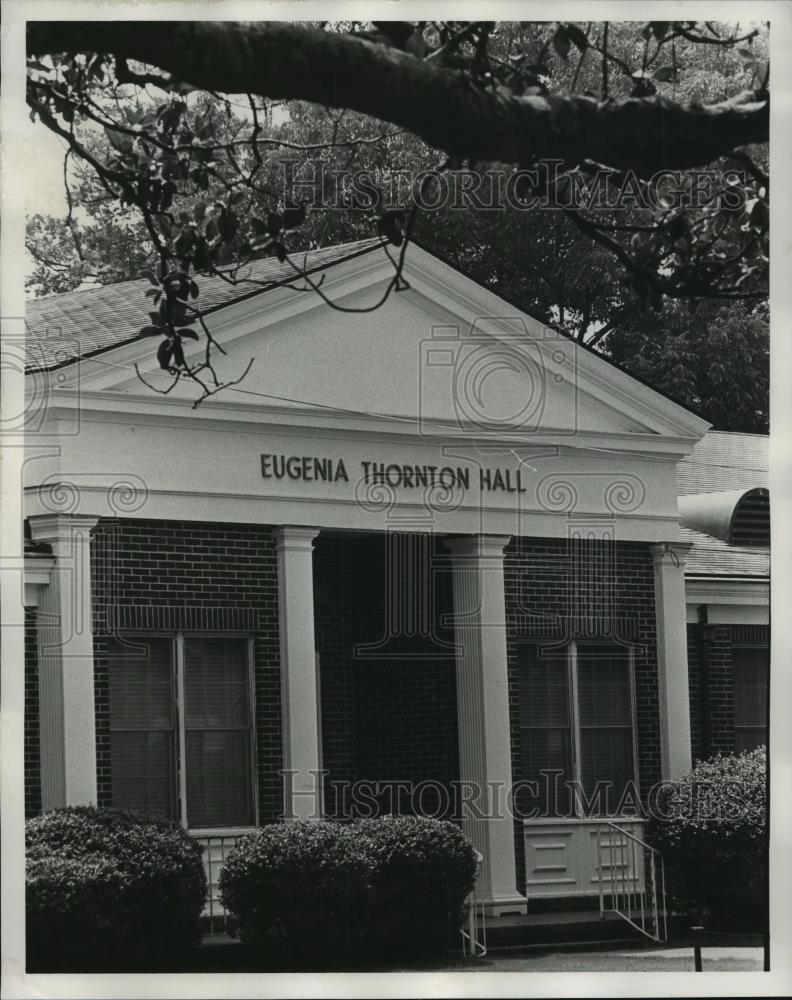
(650, 746, 767, 931)
(26, 807, 207, 971)
(219, 816, 477, 965)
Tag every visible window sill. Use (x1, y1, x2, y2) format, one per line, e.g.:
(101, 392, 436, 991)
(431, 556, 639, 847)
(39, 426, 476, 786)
(189, 826, 258, 838)
(522, 816, 646, 826)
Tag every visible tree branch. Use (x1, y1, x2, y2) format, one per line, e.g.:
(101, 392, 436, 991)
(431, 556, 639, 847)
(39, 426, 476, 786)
(27, 21, 769, 176)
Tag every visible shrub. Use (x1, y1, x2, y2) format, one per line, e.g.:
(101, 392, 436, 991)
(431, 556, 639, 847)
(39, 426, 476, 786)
(218, 820, 371, 964)
(219, 816, 477, 966)
(26, 806, 207, 971)
(650, 746, 767, 931)
(354, 815, 478, 959)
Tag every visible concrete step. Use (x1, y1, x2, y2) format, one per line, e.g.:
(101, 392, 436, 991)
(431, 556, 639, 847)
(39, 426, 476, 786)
(482, 909, 650, 951)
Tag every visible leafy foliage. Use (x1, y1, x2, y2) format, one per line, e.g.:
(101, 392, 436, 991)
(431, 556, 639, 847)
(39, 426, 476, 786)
(219, 816, 477, 966)
(604, 299, 769, 431)
(650, 746, 767, 930)
(25, 20, 769, 406)
(26, 806, 207, 971)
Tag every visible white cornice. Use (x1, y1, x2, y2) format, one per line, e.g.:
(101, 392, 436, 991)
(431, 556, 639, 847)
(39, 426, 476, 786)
(36, 391, 699, 460)
(686, 578, 770, 605)
(23, 483, 683, 542)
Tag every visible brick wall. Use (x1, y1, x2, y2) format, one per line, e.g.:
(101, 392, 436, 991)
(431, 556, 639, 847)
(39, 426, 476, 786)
(90, 518, 281, 822)
(687, 622, 769, 760)
(504, 536, 661, 893)
(314, 533, 459, 819)
(24, 607, 41, 818)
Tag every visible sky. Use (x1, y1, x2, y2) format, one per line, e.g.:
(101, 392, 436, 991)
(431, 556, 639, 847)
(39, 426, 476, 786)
(23, 116, 70, 218)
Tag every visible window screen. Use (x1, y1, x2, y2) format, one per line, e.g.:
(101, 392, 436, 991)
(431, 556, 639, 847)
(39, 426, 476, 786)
(108, 634, 254, 828)
(518, 645, 573, 817)
(733, 645, 769, 752)
(518, 640, 637, 819)
(108, 636, 177, 819)
(577, 642, 635, 812)
(184, 637, 254, 827)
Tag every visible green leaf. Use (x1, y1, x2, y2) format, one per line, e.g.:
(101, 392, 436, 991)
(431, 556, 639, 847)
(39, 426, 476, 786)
(157, 340, 173, 370)
(176, 328, 199, 341)
(104, 127, 133, 154)
(653, 65, 679, 83)
(218, 211, 238, 242)
(553, 27, 571, 61)
(565, 24, 588, 52)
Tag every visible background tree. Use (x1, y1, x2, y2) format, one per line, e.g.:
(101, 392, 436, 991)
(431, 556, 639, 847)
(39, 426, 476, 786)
(604, 299, 769, 432)
(25, 19, 769, 408)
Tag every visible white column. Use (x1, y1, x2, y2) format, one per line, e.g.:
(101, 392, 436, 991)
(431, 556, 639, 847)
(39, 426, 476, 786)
(651, 541, 695, 780)
(28, 514, 99, 809)
(275, 526, 322, 820)
(446, 535, 525, 915)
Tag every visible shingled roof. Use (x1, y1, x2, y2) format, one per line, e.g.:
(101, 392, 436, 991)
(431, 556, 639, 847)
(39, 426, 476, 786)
(25, 237, 387, 373)
(677, 431, 769, 578)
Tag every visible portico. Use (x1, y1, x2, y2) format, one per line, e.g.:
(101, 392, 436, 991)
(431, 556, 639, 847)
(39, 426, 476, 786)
(22, 240, 711, 914)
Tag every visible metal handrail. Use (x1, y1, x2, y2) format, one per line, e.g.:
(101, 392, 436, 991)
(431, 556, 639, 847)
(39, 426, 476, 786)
(460, 849, 487, 957)
(598, 821, 667, 943)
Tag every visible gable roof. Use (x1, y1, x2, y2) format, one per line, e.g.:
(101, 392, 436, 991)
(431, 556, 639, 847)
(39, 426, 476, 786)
(21, 238, 698, 425)
(25, 238, 386, 373)
(677, 431, 769, 577)
(26, 235, 712, 452)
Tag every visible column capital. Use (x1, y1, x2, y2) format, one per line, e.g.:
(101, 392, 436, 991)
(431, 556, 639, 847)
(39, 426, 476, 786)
(445, 534, 512, 560)
(650, 540, 694, 570)
(28, 513, 99, 544)
(274, 525, 320, 553)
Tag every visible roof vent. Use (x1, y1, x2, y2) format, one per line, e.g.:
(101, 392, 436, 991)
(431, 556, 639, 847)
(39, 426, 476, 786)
(730, 487, 770, 546)
(678, 486, 770, 546)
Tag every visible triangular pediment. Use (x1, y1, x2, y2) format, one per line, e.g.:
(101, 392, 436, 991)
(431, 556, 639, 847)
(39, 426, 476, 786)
(69, 243, 710, 449)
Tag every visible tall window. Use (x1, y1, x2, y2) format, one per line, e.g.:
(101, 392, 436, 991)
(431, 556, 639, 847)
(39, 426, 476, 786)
(733, 643, 769, 752)
(518, 640, 637, 818)
(108, 634, 255, 829)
